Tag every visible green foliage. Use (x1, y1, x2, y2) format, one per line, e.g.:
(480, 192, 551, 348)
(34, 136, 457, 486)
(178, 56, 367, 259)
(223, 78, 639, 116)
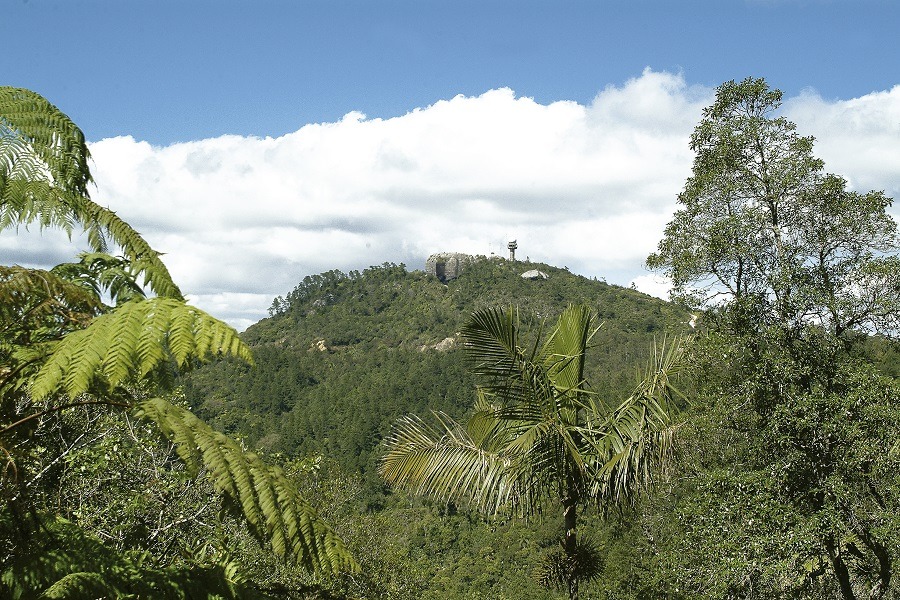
(381, 305, 686, 599)
(0, 266, 103, 395)
(653, 358, 900, 599)
(1, 511, 259, 600)
(187, 260, 690, 481)
(646, 77, 899, 336)
(648, 77, 900, 599)
(1, 87, 356, 598)
(181, 258, 692, 598)
(31, 297, 253, 401)
(0, 87, 182, 300)
(137, 397, 357, 576)
(51, 252, 147, 305)
(0, 87, 92, 198)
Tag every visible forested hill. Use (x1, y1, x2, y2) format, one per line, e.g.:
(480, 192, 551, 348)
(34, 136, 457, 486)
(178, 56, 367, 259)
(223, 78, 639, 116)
(184, 258, 691, 477)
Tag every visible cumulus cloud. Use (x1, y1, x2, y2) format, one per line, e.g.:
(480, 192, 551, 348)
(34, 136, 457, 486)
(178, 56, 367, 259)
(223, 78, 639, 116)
(26, 70, 896, 330)
(784, 85, 900, 200)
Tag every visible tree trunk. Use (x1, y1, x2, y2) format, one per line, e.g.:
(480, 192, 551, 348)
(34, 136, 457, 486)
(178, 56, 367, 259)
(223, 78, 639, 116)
(563, 494, 578, 600)
(857, 529, 892, 598)
(825, 538, 857, 600)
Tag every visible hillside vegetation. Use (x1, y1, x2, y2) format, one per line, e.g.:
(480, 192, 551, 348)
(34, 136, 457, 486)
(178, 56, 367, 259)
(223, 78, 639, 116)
(185, 259, 690, 478)
(180, 259, 695, 599)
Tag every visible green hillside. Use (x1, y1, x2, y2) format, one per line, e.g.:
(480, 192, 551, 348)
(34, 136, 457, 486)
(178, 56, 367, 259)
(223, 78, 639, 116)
(179, 258, 693, 598)
(184, 258, 690, 478)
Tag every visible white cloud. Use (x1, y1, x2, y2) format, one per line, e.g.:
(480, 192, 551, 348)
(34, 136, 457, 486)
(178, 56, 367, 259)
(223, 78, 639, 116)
(31, 70, 895, 330)
(784, 85, 900, 203)
(630, 274, 672, 301)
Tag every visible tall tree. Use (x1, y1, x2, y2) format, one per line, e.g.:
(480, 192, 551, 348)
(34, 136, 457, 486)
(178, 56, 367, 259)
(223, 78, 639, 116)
(381, 305, 684, 600)
(0, 87, 357, 597)
(647, 77, 900, 599)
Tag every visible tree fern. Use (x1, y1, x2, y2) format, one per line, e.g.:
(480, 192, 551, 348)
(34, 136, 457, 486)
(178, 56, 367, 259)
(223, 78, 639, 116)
(0, 266, 102, 339)
(0, 87, 92, 197)
(51, 252, 146, 305)
(137, 397, 359, 576)
(0, 87, 182, 299)
(30, 297, 253, 400)
(2, 87, 359, 593)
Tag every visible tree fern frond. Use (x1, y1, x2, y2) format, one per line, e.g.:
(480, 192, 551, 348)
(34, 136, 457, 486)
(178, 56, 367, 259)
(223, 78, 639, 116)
(30, 298, 253, 400)
(0, 266, 102, 342)
(82, 201, 183, 299)
(136, 398, 359, 575)
(0, 87, 183, 300)
(0, 87, 92, 197)
(0, 180, 80, 236)
(37, 572, 115, 599)
(50, 252, 147, 305)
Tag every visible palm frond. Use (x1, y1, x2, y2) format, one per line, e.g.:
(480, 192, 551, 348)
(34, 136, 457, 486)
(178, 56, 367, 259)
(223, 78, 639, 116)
(382, 304, 687, 597)
(30, 298, 252, 400)
(137, 397, 358, 575)
(584, 336, 686, 505)
(540, 304, 598, 394)
(380, 411, 541, 515)
(462, 306, 553, 410)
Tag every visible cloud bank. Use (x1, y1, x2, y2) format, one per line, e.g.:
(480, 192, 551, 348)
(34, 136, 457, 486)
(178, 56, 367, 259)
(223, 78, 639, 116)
(14, 70, 899, 330)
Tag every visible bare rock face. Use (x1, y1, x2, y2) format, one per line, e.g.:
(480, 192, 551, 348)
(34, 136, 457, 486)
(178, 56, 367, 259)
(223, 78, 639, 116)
(425, 253, 478, 282)
(520, 269, 549, 280)
(418, 334, 459, 352)
(432, 336, 457, 351)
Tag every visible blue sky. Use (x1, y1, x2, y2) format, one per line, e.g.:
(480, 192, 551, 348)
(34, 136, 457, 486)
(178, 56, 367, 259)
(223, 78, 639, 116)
(4, 1, 899, 329)
(6, 0, 898, 144)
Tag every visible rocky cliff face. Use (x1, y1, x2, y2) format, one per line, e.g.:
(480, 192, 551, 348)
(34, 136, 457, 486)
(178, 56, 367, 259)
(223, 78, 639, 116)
(424, 252, 481, 282)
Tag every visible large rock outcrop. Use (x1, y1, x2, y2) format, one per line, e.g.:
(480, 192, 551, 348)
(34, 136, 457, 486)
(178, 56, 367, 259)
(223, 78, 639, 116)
(425, 252, 478, 282)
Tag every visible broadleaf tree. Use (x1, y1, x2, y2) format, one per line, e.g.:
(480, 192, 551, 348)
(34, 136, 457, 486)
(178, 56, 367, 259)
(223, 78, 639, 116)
(647, 77, 900, 599)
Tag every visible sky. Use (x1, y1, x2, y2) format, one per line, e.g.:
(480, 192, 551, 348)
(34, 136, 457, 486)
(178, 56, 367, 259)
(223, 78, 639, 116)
(3, 0, 899, 330)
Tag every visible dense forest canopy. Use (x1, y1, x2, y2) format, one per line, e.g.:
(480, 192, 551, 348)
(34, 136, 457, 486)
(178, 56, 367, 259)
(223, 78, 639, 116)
(186, 259, 688, 477)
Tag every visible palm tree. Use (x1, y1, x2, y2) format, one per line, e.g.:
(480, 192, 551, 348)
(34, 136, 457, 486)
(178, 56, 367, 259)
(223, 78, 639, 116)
(1, 87, 357, 596)
(380, 304, 684, 600)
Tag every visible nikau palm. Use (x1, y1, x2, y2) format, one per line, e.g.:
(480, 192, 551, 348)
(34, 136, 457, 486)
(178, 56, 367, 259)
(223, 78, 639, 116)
(381, 305, 684, 600)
